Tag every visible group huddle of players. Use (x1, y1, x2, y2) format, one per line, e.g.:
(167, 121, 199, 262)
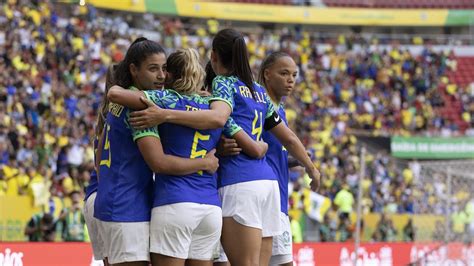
(83, 28, 320, 266)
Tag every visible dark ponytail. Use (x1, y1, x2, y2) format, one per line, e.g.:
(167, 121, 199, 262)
(94, 65, 115, 142)
(232, 36, 254, 92)
(114, 37, 166, 89)
(213, 29, 255, 95)
(204, 61, 216, 92)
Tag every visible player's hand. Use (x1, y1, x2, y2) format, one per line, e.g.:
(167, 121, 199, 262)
(204, 149, 219, 174)
(217, 136, 242, 156)
(307, 166, 321, 192)
(129, 97, 166, 130)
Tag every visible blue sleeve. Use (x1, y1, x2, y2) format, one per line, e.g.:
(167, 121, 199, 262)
(144, 89, 180, 109)
(126, 109, 160, 141)
(264, 91, 276, 119)
(209, 75, 234, 111)
(223, 116, 242, 137)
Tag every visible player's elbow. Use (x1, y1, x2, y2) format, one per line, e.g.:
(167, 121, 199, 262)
(210, 114, 227, 128)
(149, 161, 168, 174)
(245, 144, 266, 159)
(107, 87, 121, 103)
(281, 131, 298, 150)
(281, 138, 298, 155)
(255, 149, 266, 159)
(150, 159, 177, 175)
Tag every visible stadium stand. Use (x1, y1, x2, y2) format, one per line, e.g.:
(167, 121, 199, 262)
(0, 1, 473, 243)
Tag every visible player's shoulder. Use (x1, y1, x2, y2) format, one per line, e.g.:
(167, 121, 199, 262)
(252, 81, 266, 92)
(187, 93, 211, 105)
(213, 75, 239, 86)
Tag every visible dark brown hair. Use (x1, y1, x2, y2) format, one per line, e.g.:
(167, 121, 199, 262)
(212, 29, 254, 93)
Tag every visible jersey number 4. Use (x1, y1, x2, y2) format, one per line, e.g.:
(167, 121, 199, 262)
(251, 110, 263, 141)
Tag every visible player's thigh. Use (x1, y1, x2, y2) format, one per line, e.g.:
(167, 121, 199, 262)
(151, 253, 185, 266)
(259, 236, 273, 266)
(185, 259, 213, 266)
(221, 217, 262, 266)
(212, 262, 230, 266)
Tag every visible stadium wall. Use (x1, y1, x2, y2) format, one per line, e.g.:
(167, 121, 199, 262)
(0, 196, 453, 242)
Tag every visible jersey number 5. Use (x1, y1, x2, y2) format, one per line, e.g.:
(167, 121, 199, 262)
(190, 131, 210, 175)
(100, 124, 111, 168)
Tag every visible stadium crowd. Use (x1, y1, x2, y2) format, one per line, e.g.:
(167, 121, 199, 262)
(0, 1, 473, 242)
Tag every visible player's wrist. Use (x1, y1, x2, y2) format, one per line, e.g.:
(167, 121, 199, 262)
(202, 157, 212, 172)
(162, 109, 171, 123)
(305, 164, 316, 173)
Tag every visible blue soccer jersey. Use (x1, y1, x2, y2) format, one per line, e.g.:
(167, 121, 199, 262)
(84, 138, 98, 201)
(144, 89, 224, 207)
(210, 75, 278, 188)
(262, 104, 289, 215)
(94, 89, 158, 222)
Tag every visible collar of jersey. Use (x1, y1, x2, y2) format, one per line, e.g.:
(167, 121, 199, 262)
(163, 88, 204, 100)
(128, 85, 139, 91)
(270, 99, 284, 112)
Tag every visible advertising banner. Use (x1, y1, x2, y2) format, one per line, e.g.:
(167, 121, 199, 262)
(172, 1, 449, 26)
(1, 242, 473, 266)
(70, 0, 474, 26)
(293, 242, 474, 266)
(0, 243, 98, 266)
(0, 196, 41, 241)
(391, 136, 474, 159)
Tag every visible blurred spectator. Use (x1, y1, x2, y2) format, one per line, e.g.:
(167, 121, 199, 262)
(372, 214, 397, 242)
(451, 205, 468, 241)
(432, 220, 445, 241)
(403, 218, 415, 241)
(59, 190, 86, 241)
(290, 215, 303, 244)
(319, 214, 336, 242)
(24, 212, 56, 242)
(338, 218, 354, 242)
(333, 182, 354, 222)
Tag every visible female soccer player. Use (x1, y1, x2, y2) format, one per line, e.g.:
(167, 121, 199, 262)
(108, 48, 268, 266)
(259, 52, 299, 266)
(129, 29, 320, 266)
(94, 39, 217, 266)
(83, 65, 117, 264)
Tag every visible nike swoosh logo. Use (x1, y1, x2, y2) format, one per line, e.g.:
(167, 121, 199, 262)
(274, 115, 280, 122)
